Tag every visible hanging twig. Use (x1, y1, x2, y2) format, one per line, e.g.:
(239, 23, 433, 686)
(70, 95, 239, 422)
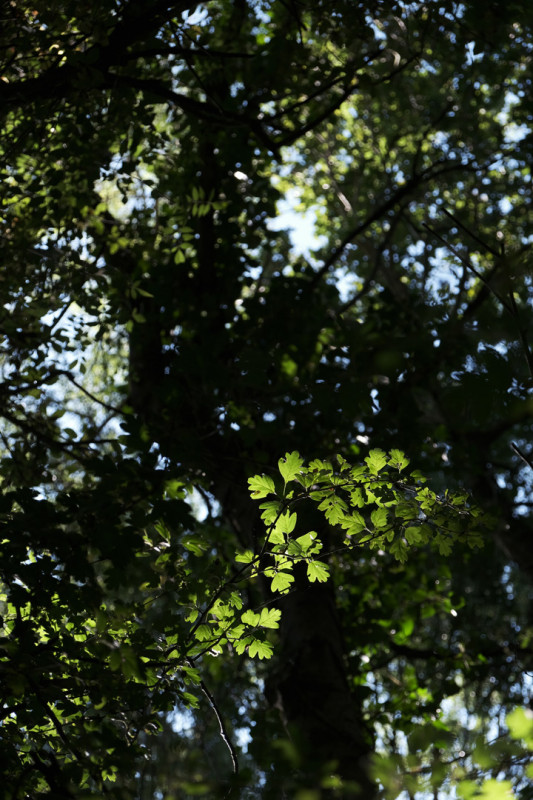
(424, 218, 533, 382)
(422, 220, 513, 314)
(53, 369, 124, 415)
(186, 658, 239, 778)
(441, 207, 500, 256)
(508, 291, 533, 383)
(511, 442, 533, 472)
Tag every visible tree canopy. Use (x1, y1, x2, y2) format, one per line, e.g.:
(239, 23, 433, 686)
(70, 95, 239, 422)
(1, 1, 533, 798)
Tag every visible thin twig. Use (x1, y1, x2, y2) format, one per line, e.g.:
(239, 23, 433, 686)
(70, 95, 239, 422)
(425, 219, 533, 381)
(422, 221, 513, 313)
(508, 291, 533, 383)
(186, 658, 239, 776)
(54, 370, 124, 414)
(441, 207, 500, 256)
(315, 160, 475, 286)
(511, 442, 533, 471)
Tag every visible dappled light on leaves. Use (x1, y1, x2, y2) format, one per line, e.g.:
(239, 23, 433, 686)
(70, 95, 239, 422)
(1, 1, 533, 798)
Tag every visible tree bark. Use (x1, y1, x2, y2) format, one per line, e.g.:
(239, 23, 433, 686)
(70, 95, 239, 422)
(214, 475, 375, 797)
(268, 570, 374, 797)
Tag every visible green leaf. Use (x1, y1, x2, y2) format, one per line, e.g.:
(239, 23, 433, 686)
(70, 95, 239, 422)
(394, 616, 415, 642)
(182, 692, 200, 708)
(294, 531, 318, 553)
(364, 449, 388, 474)
(241, 609, 260, 626)
(404, 526, 424, 545)
(318, 494, 348, 525)
(477, 779, 516, 800)
(457, 780, 482, 800)
(248, 474, 277, 498)
(371, 507, 388, 528)
(271, 571, 295, 593)
(307, 561, 330, 583)
(234, 637, 252, 655)
(341, 512, 366, 536)
(194, 624, 214, 642)
(182, 535, 208, 556)
(267, 527, 285, 545)
(390, 538, 408, 563)
(395, 501, 418, 520)
(257, 607, 281, 629)
(241, 608, 280, 629)
(274, 511, 297, 534)
(278, 451, 305, 483)
(349, 487, 366, 507)
(349, 465, 368, 481)
(388, 449, 410, 470)
(235, 550, 254, 563)
(259, 500, 283, 524)
(248, 640, 273, 659)
(228, 591, 243, 610)
(507, 708, 533, 748)
(227, 624, 245, 639)
(287, 539, 303, 556)
(309, 458, 331, 472)
(436, 537, 453, 556)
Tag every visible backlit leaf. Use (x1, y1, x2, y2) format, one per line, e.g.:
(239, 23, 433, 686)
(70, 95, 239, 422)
(248, 474, 277, 498)
(248, 640, 273, 660)
(278, 451, 305, 483)
(307, 561, 330, 583)
(271, 571, 295, 593)
(365, 449, 388, 475)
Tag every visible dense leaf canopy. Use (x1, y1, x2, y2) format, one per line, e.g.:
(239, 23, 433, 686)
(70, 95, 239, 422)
(1, 1, 533, 798)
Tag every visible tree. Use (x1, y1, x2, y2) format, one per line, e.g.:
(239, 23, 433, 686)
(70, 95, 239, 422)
(1, 1, 533, 797)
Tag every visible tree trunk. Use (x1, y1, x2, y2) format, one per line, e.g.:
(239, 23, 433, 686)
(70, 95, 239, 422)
(268, 570, 374, 797)
(214, 475, 375, 797)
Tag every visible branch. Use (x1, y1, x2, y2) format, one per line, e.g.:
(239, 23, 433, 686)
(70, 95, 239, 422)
(0, 405, 93, 464)
(31, 752, 77, 798)
(511, 441, 533, 472)
(276, 79, 360, 149)
(313, 160, 475, 286)
(186, 658, 239, 777)
(126, 45, 255, 60)
(278, 47, 421, 150)
(338, 205, 408, 314)
(53, 369, 124, 415)
(422, 220, 513, 314)
(424, 219, 533, 383)
(441, 207, 501, 256)
(388, 640, 533, 663)
(109, 74, 280, 154)
(508, 291, 533, 383)
(0, 0, 201, 113)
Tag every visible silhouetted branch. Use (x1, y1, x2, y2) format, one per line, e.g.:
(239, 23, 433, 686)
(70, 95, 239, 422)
(187, 658, 239, 776)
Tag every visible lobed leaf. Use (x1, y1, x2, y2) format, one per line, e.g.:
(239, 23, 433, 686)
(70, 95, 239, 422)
(248, 474, 277, 498)
(278, 451, 305, 484)
(307, 561, 330, 583)
(271, 571, 295, 593)
(364, 449, 388, 474)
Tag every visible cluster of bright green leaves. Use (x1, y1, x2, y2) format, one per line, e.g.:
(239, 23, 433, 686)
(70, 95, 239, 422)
(169, 449, 484, 676)
(247, 450, 486, 592)
(179, 448, 485, 674)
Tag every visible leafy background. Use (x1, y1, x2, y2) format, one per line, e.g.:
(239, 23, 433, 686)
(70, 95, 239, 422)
(1, 1, 533, 798)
